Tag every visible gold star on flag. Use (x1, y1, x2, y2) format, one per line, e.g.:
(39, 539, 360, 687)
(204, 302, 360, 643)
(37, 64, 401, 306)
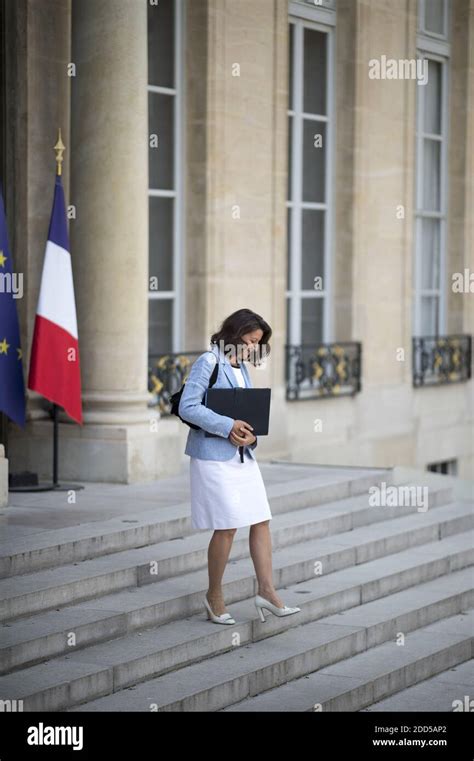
(17, 347, 22, 360)
(0, 250, 7, 267)
(0, 338, 10, 354)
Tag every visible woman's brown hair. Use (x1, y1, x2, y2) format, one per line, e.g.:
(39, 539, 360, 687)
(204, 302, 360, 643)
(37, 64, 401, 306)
(210, 308, 272, 367)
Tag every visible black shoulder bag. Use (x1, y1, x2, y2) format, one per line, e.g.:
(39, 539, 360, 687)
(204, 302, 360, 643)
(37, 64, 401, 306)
(169, 354, 219, 430)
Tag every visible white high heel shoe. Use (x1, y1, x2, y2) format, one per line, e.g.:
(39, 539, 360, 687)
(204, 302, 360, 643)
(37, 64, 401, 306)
(254, 594, 301, 623)
(203, 595, 236, 625)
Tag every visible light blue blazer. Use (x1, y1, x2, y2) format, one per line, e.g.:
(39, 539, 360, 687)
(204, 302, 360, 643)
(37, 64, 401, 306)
(178, 342, 258, 461)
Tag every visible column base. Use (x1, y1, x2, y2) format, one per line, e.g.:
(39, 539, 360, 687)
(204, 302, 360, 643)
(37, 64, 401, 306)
(7, 418, 185, 484)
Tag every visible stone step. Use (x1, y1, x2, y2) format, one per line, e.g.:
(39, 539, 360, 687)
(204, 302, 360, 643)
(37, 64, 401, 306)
(0, 481, 454, 622)
(0, 469, 394, 578)
(0, 503, 472, 652)
(360, 659, 474, 712)
(0, 534, 471, 710)
(64, 568, 473, 712)
(221, 611, 474, 712)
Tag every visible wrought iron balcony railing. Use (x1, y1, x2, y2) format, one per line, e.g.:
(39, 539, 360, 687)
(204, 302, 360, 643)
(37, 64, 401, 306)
(412, 334, 472, 387)
(285, 342, 362, 401)
(148, 351, 202, 414)
(149, 342, 363, 413)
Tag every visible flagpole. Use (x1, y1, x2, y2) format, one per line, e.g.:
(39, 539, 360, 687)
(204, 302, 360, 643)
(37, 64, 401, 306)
(12, 130, 84, 492)
(49, 130, 83, 492)
(53, 404, 59, 486)
(51, 132, 63, 490)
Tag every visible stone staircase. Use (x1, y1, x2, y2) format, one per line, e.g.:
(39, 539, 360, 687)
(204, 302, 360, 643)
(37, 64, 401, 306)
(0, 465, 472, 712)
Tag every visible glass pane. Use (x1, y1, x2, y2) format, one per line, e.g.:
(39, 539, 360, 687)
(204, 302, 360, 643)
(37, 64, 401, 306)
(421, 218, 440, 290)
(303, 28, 327, 115)
(302, 210, 325, 290)
(287, 208, 292, 289)
(288, 116, 293, 200)
(421, 296, 439, 336)
(301, 297, 324, 345)
(149, 197, 174, 292)
(148, 299, 173, 355)
(303, 120, 326, 203)
(422, 138, 441, 211)
(286, 297, 291, 345)
(424, 60, 442, 134)
(289, 23, 294, 110)
(147, 0, 174, 88)
(424, 0, 445, 35)
(149, 93, 174, 190)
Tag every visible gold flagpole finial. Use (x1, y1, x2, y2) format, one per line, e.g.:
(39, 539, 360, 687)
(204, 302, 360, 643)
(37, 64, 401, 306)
(54, 128, 65, 176)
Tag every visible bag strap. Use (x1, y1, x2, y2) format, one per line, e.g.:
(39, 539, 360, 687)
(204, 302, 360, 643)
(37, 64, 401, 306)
(203, 350, 219, 389)
(209, 362, 219, 387)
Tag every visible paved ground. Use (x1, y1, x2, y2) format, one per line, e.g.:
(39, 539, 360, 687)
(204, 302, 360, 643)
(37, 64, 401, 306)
(0, 461, 384, 536)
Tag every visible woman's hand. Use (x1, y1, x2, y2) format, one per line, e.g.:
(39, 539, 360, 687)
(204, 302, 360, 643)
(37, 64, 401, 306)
(229, 430, 256, 446)
(240, 431, 256, 446)
(229, 419, 255, 446)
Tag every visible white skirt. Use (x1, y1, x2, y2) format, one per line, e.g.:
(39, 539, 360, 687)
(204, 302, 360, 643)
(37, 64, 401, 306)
(189, 447, 273, 530)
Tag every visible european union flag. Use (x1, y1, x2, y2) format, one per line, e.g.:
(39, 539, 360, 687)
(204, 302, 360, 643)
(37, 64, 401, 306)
(0, 188, 26, 426)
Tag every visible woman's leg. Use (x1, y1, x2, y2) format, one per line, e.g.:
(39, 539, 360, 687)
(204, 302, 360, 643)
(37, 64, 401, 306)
(206, 528, 237, 615)
(249, 520, 285, 607)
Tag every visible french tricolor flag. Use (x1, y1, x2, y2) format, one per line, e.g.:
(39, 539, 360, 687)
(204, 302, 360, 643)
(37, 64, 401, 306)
(28, 175, 83, 424)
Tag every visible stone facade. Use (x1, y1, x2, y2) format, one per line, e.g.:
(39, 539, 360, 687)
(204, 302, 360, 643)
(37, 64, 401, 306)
(0, 0, 472, 491)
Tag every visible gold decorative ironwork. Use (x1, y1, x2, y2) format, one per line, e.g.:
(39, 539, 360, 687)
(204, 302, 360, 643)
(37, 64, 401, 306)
(286, 342, 362, 400)
(413, 335, 471, 387)
(148, 352, 199, 413)
(54, 129, 65, 176)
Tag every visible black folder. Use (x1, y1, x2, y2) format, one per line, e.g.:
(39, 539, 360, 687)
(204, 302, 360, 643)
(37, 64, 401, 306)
(203, 387, 271, 437)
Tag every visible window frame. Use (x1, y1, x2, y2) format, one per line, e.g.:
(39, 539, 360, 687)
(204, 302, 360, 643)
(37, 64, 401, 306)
(147, 0, 186, 354)
(289, 0, 337, 27)
(287, 5, 336, 348)
(418, 0, 450, 41)
(413, 5, 451, 338)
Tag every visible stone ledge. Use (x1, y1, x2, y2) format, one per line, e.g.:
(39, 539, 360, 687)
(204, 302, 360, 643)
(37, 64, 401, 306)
(7, 420, 184, 484)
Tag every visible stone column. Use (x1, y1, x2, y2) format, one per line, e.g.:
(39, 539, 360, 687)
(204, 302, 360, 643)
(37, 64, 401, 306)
(184, 0, 289, 459)
(70, 0, 150, 426)
(349, 0, 418, 465)
(10, 0, 180, 482)
(64, 0, 172, 481)
(351, 0, 416, 390)
(6, 0, 73, 480)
